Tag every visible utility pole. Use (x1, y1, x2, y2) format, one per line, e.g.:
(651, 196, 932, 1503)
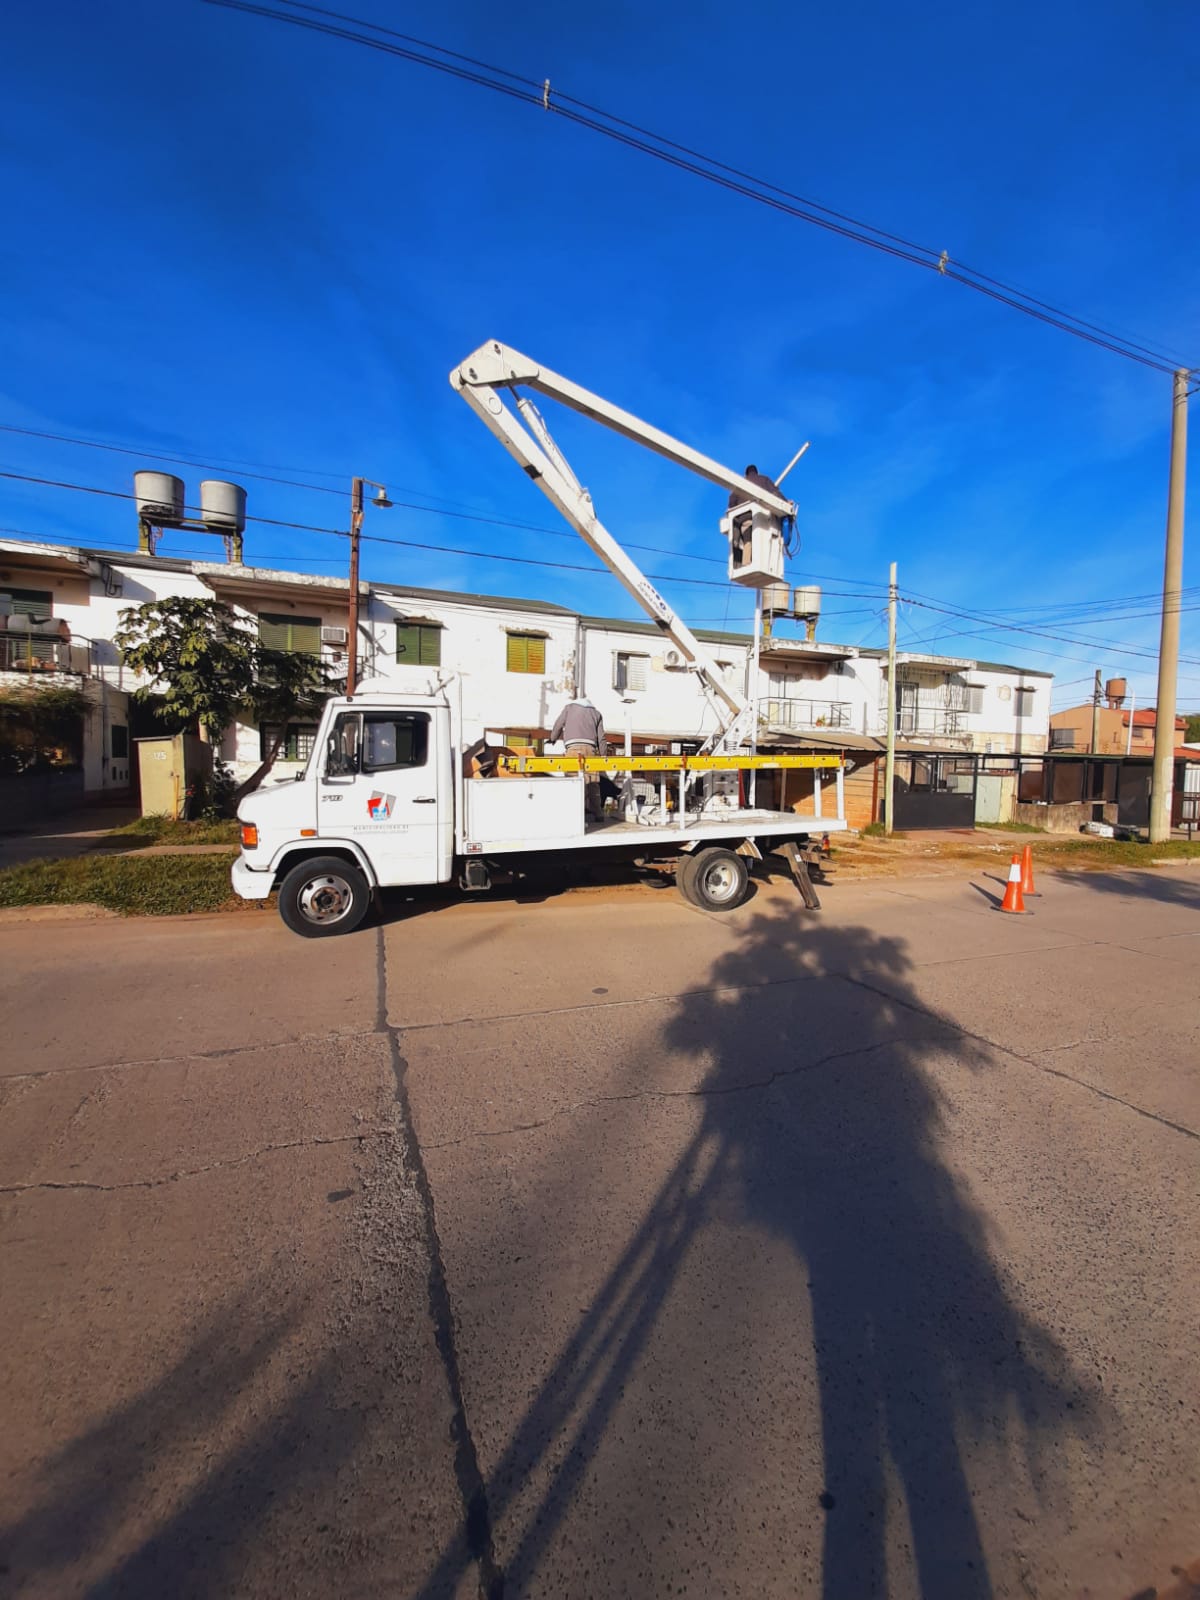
(347, 477, 364, 696)
(1090, 669, 1102, 754)
(884, 561, 897, 832)
(1150, 369, 1189, 843)
(345, 476, 392, 697)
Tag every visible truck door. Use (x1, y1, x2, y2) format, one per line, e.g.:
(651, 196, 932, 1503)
(319, 707, 444, 886)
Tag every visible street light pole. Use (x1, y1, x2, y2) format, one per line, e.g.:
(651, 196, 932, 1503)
(1149, 369, 1190, 843)
(345, 476, 392, 697)
(884, 561, 897, 832)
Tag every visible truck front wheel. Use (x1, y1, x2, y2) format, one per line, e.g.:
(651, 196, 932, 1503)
(680, 847, 750, 912)
(278, 855, 372, 937)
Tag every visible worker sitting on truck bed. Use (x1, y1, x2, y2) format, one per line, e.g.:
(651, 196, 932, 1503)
(551, 694, 608, 821)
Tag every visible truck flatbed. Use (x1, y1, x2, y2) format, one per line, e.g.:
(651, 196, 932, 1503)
(464, 805, 844, 856)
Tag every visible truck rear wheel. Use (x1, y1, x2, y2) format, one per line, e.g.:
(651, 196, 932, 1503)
(681, 846, 749, 912)
(278, 855, 371, 938)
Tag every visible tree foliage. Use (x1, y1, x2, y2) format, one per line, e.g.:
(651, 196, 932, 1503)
(115, 597, 338, 799)
(115, 598, 257, 742)
(1186, 713, 1200, 744)
(0, 683, 90, 774)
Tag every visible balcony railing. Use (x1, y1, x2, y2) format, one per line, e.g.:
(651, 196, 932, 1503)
(876, 707, 971, 738)
(761, 699, 852, 732)
(0, 635, 77, 674)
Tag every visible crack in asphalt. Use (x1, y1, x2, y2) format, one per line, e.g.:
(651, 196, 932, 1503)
(0, 1029, 381, 1084)
(375, 928, 503, 1600)
(417, 963, 1198, 1151)
(421, 1034, 942, 1150)
(0, 1131, 388, 1194)
(840, 971, 1200, 1143)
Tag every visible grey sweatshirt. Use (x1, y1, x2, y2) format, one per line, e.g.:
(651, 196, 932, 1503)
(551, 699, 606, 751)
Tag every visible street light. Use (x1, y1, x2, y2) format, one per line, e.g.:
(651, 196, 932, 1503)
(347, 476, 391, 695)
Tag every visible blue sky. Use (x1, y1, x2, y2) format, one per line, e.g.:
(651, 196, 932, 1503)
(2, 0, 1197, 709)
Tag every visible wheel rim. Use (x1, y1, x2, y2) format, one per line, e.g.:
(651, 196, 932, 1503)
(700, 859, 740, 903)
(297, 872, 356, 926)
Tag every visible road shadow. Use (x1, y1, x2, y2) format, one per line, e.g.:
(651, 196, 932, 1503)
(415, 903, 1100, 1598)
(0, 1288, 364, 1598)
(1049, 865, 1200, 910)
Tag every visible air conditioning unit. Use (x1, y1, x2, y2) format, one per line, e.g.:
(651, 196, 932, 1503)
(663, 648, 684, 670)
(321, 625, 349, 646)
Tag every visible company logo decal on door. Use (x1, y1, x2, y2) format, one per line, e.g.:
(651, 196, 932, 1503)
(367, 791, 395, 819)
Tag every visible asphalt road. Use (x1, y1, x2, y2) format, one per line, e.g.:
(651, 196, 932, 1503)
(1, 865, 1198, 1599)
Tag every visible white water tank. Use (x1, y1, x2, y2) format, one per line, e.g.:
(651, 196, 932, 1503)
(763, 581, 791, 614)
(199, 480, 247, 534)
(134, 471, 185, 525)
(793, 585, 822, 618)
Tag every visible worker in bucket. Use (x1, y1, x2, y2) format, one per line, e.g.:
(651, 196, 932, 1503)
(727, 464, 781, 508)
(551, 693, 608, 821)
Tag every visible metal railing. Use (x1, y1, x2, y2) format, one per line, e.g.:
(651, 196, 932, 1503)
(876, 706, 970, 737)
(761, 699, 851, 731)
(0, 636, 76, 674)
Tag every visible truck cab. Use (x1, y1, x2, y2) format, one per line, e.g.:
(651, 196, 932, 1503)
(233, 688, 455, 934)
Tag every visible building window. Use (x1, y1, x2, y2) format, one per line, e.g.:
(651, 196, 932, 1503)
(261, 723, 319, 762)
(396, 622, 442, 666)
(0, 587, 57, 665)
(964, 685, 985, 715)
(1014, 687, 1036, 719)
(613, 651, 649, 693)
(258, 613, 321, 655)
(506, 632, 546, 674)
(111, 725, 129, 759)
(2, 587, 53, 619)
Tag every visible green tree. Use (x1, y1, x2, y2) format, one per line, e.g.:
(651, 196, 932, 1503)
(1186, 713, 1200, 744)
(115, 597, 337, 804)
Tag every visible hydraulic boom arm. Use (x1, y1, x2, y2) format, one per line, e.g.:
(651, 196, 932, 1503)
(451, 339, 796, 745)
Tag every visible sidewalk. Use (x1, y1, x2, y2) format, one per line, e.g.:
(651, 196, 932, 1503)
(0, 806, 139, 869)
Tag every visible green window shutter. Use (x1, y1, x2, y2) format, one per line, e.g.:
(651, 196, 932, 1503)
(291, 617, 320, 655)
(259, 614, 290, 650)
(259, 613, 320, 653)
(506, 633, 545, 673)
(7, 589, 53, 618)
(398, 624, 442, 666)
(418, 626, 441, 666)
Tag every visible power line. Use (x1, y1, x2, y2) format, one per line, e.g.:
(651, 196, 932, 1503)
(0, 469, 343, 536)
(0, 420, 762, 569)
(11, 463, 1195, 668)
(202, 0, 1197, 375)
(901, 593, 1200, 668)
(2, 464, 892, 601)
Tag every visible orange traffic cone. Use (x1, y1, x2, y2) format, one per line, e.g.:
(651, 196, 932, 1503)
(1020, 843, 1038, 896)
(999, 854, 1027, 914)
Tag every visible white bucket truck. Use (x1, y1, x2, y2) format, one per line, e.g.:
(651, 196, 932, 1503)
(233, 341, 846, 935)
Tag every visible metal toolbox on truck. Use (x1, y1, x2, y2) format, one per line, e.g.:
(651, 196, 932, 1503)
(464, 776, 583, 844)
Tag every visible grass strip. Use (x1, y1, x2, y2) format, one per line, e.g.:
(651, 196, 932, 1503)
(0, 852, 249, 916)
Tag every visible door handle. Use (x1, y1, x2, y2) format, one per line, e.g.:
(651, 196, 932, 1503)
(413, 796, 437, 804)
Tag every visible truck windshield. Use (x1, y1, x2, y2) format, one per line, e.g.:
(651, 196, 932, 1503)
(326, 713, 362, 776)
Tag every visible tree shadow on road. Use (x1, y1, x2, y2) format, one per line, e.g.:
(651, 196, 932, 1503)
(416, 903, 1102, 1599)
(1048, 865, 1200, 910)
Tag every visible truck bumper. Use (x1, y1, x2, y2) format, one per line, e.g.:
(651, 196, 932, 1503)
(231, 855, 274, 901)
